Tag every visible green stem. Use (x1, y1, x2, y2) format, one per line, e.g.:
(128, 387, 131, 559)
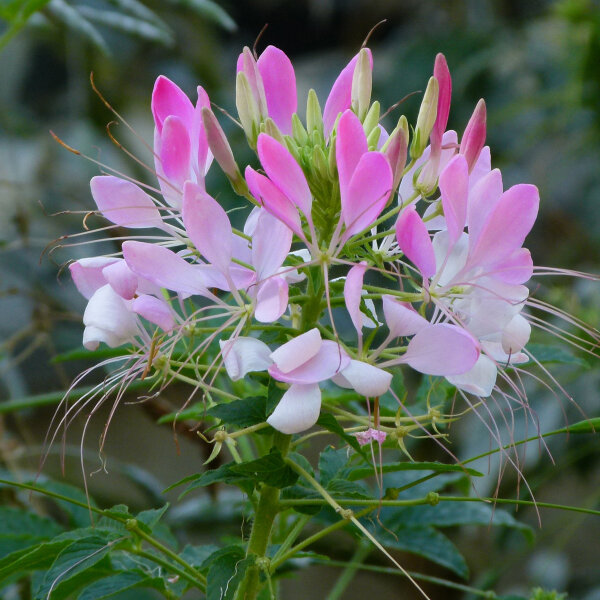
(135, 549, 205, 590)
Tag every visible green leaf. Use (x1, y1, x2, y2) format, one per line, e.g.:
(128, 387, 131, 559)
(77, 571, 168, 600)
(564, 416, 600, 433)
(527, 344, 589, 368)
(165, 0, 236, 31)
(34, 536, 121, 600)
(346, 461, 483, 481)
(168, 462, 255, 498)
(0, 507, 63, 542)
(204, 546, 253, 600)
(230, 449, 298, 488)
(316, 413, 363, 453)
(208, 396, 269, 429)
(136, 504, 169, 530)
(0, 0, 52, 52)
(318, 447, 350, 486)
(280, 485, 322, 515)
(375, 525, 468, 578)
(180, 544, 220, 567)
(325, 479, 370, 499)
(415, 376, 456, 408)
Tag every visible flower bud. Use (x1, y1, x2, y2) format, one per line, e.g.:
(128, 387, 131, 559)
(351, 48, 373, 121)
(411, 76, 439, 160)
(431, 53, 452, 154)
(312, 145, 329, 182)
(366, 124, 381, 149)
(236, 71, 261, 146)
(306, 88, 324, 136)
(238, 46, 268, 117)
(291, 113, 309, 146)
(362, 100, 380, 137)
(262, 118, 285, 145)
(460, 99, 486, 172)
(382, 114, 408, 194)
(201, 106, 248, 197)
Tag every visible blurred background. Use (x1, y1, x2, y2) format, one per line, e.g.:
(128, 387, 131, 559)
(0, 0, 599, 598)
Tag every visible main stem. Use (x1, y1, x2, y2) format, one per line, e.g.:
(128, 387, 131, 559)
(236, 431, 291, 600)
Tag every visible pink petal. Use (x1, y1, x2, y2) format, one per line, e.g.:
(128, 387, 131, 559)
(252, 209, 292, 279)
(255, 277, 289, 323)
(468, 146, 491, 190)
(270, 340, 350, 384)
(431, 53, 452, 152)
(344, 261, 367, 336)
(197, 264, 255, 292)
(194, 86, 212, 176)
(238, 47, 267, 115)
(132, 294, 175, 331)
(102, 260, 138, 300)
(323, 49, 372, 137)
(336, 109, 368, 201)
(270, 328, 321, 374)
(90, 176, 164, 229)
(182, 182, 232, 274)
(467, 184, 539, 269)
(460, 99, 486, 172)
(382, 295, 428, 338)
(219, 336, 272, 381)
(488, 248, 533, 284)
(342, 152, 392, 239)
(257, 45, 297, 136)
(152, 75, 194, 134)
(256, 134, 312, 216)
(395, 206, 436, 278)
(446, 354, 497, 397)
(245, 166, 304, 239)
(122, 241, 208, 296)
(403, 324, 480, 376)
(467, 168, 503, 249)
(333, 360, 392, 397)
(69, 257, 118, 300)
(439, 154, 468, 244)
(267, 383, 322, 434)
(159, 115, 191, 188)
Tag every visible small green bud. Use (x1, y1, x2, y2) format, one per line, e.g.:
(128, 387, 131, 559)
(292, 113, 309, 146)
(327, 133, 338, 179)
(262, 118, 285, 145)
(366, 124, 381, 149)
(236, 71, 260, 146)
(351, 47, 372, 121)
(411, 76, 439, 159)
(306, 88, 324, 135)
(312, 145, 329, 181)
(362, 100, 380, 136)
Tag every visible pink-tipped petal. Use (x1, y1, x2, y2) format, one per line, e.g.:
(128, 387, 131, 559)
(270, 328, 322, 374)
(488, 248, 534, 284)
(344, 262, 367, 336)
(439, 154, 468, 244)
(252, 209, 293, 279)
(403, 323, 479, 376)
(467, 168, 503, 248)
(446, 354, 497, 397)
(270, 340, 350, 384)
(69, 257, 119, 300)
(255, 277, 289, 323)
(122, 241, 208, 296)
(132, 294, 175, 331)
(323, 49, 373, 137)
(90, 176, 164, 229)
(182, 182, 232, 274)
(219, 336, 272, 381)
(245, 166, 304, 239)
(342, 152, 392, 239)
(460, 99, 486, 172)
(337, 109, 368, 201)
(256, 134, 312, 216)
(152, 75, 194, 134)
(102, 260, 138, 300)
(159, 115, 191, 188)
(395, 206, 436, 278)
(382, 295, 428, 338)
(267, 383, 322, 434)
(194, 86, 212, 176)
(257, 46, 297, 135)
(431, 53, 452, 152)
(333, 360, 392, 397)
(467, 184, 539, 269)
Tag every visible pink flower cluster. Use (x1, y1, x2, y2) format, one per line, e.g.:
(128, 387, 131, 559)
(69, 46, 542, 436)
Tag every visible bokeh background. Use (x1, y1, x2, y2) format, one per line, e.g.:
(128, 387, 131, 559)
(0, 0, 599, 598)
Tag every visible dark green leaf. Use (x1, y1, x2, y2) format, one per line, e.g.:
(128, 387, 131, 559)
(205, 546, 253, 600)
(171, 462, 255, 498)
(316, 413, 363, 453)
(318, 447, 349, 486)
(136, 504, 169, 530)
(280, 486, 322, 515)
(77, 571, 168, 600)
(230, 450, 298, 488)
(346, 461, 483, 481)
(180, 544, 220, 567)
(0, 507, 63, 541)
(166, 0, 237, 32)
(415, 376, 456, 408)
(527, 344, 589, 368)
(208, 397, 268, 428)
(325, 479, 369, 499)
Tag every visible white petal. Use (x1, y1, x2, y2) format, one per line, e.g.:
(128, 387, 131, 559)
(270, 328, 321, 374)
(481, 341, 529, 365)
(334, 360, 392, 397)
(267, 383, 321, 434)
(432, 230, 469, 287)
(501, 314, 531, 355)
(219, 337, 272, 381)
(446, 354, 497, 397)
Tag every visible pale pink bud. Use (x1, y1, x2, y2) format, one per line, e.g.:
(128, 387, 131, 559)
(431, 53, 452, 153)
(460, 99, 487, 172)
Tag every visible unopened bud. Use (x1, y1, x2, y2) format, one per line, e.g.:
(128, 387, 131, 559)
(239, 46, 268, 117)
(351, 48, 372, 121)
(431, 53, 452, 153)
(411, 76, 439, 160)
(460, 98, 486, 172)
(291, 113, 309, 146)
(236, 71, 260, 146)
(312, 145, 329, 181)
(262, 118, 285, 145)
(201, 107, 248, 198)
(362, 100, 380, 137)
(382, 114, 408, 194)
(306, 89, 323, 136)
(366, 125, 381, 149)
